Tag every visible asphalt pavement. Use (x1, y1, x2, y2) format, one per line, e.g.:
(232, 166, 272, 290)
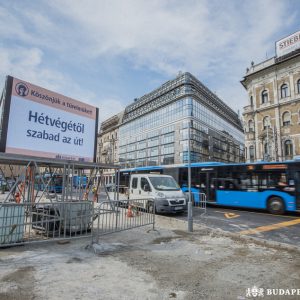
(173, 205, 300, 247)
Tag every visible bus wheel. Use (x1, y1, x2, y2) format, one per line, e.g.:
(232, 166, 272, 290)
(267, 197, 285, 215)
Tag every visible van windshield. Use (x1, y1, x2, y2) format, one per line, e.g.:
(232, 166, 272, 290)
(149, 177, 180, 191)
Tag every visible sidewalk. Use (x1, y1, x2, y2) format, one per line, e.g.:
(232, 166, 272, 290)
(0, 215, 299, 300)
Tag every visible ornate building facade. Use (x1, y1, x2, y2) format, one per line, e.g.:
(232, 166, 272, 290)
(242, 33, 300, 162)
(97, 111, 124, 184)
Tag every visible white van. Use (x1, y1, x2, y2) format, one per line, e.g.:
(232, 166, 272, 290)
(111, 174, 187, 213)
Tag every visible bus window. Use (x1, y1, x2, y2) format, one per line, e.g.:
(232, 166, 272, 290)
(223, 179, 238, 190)
(278, 174, 287, 186)
(216, 180, 224, 189)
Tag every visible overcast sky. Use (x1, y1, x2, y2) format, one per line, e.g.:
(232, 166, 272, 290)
(0, 0, 299, 123)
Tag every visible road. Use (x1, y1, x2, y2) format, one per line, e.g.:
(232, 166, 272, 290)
(2, 189, 299, 248)
(173, 205, 300, 247)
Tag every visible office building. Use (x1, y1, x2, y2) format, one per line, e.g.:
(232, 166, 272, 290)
(116, 72, 244, 168)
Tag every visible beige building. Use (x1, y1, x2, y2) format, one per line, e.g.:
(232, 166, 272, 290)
(97, 111, 124, 184)
(241, 34, 300, 162)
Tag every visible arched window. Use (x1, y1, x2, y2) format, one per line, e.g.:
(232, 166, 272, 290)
(280, 83, 289, 98)
(263, 116, 270, 130)
(250, 96, 253, 106)
(297, 79, 300, 94)
(284, 140, 293, 159)
(282, 111, 291, 126)
(264, 143, 269, 154)
(249, 146, 255, 162)
(261, 90, 268, 104)
(248, 120, 254, 132)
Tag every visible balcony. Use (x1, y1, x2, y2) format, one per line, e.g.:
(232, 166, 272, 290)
(243, 105, 254, 113)
(246, 57, 275, 75)
(246, 132, 255, 140)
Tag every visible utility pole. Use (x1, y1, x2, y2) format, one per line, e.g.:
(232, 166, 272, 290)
(273, 125, 279, 161)
(187, 120, 193, 232)
(266, 124, 269, 161)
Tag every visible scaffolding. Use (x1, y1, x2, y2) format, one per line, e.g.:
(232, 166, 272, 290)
(0, 153, 119, 246)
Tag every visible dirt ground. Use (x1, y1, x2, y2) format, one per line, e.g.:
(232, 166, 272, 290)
(0, 216, 299, 300)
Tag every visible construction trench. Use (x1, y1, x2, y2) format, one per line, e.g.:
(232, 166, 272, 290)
(0, 154, 299, 300)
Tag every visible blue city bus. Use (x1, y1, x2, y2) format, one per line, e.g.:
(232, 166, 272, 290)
(119, 161, 300, 214)
(72, 175, 87, 188)
(35, 173, 63, 193)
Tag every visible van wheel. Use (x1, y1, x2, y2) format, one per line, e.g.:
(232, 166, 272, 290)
(147, 201, 155, 213)
(267, 197, 285, 215)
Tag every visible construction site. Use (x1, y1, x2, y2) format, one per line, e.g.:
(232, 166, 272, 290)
(0, 213, 299, 300)
(0, 154, 298, 299)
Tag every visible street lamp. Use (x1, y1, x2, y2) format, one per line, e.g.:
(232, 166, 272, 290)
(187, 120, 193, 232)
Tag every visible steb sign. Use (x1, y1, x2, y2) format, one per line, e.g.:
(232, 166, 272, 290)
(276, 30, 300, 58)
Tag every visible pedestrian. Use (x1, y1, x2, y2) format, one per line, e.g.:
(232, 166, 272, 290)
(92, 186, 98, 202)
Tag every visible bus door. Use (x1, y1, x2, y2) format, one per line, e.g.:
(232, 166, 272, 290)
(207, 172, 217, 201)
(200, 171, 217, 202)
(293, 171, 300, 210)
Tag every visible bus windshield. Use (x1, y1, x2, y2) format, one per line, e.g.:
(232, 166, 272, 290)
(149, 176, 180, 191)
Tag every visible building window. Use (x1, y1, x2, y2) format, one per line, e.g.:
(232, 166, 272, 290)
(161, 154, 174, 165)
(264, 143, 269, 154)
(249, 145, 255, 162)
(148, 136, 159, 147)
(161, 132, 174, 144)
(282, 111, 291, 126)
(284, 140, 293, 159)
(280, 84, 289, 98)
(250, 96, 253, 106)
(161, 144, 174, 155)
(297, 79, 300, 94)
(248, 120, 254, 132)
(261, 90, 268, 104)
(263, 116, 270, 130)
(149, 147, 158, 157)
(264, 141, 271, 161)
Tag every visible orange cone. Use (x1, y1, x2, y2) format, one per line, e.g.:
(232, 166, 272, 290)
(15, 192, 21, 203)
(127, 205, 134, 217)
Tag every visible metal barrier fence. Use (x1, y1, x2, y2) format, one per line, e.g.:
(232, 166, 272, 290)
(0, 201, 94, 247)
(192, 192, 207, 215)
(0, 199, 155, 247)
(93, 199, 155, 243)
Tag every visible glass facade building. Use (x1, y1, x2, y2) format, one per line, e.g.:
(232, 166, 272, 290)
(118, 72, 244, 168)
